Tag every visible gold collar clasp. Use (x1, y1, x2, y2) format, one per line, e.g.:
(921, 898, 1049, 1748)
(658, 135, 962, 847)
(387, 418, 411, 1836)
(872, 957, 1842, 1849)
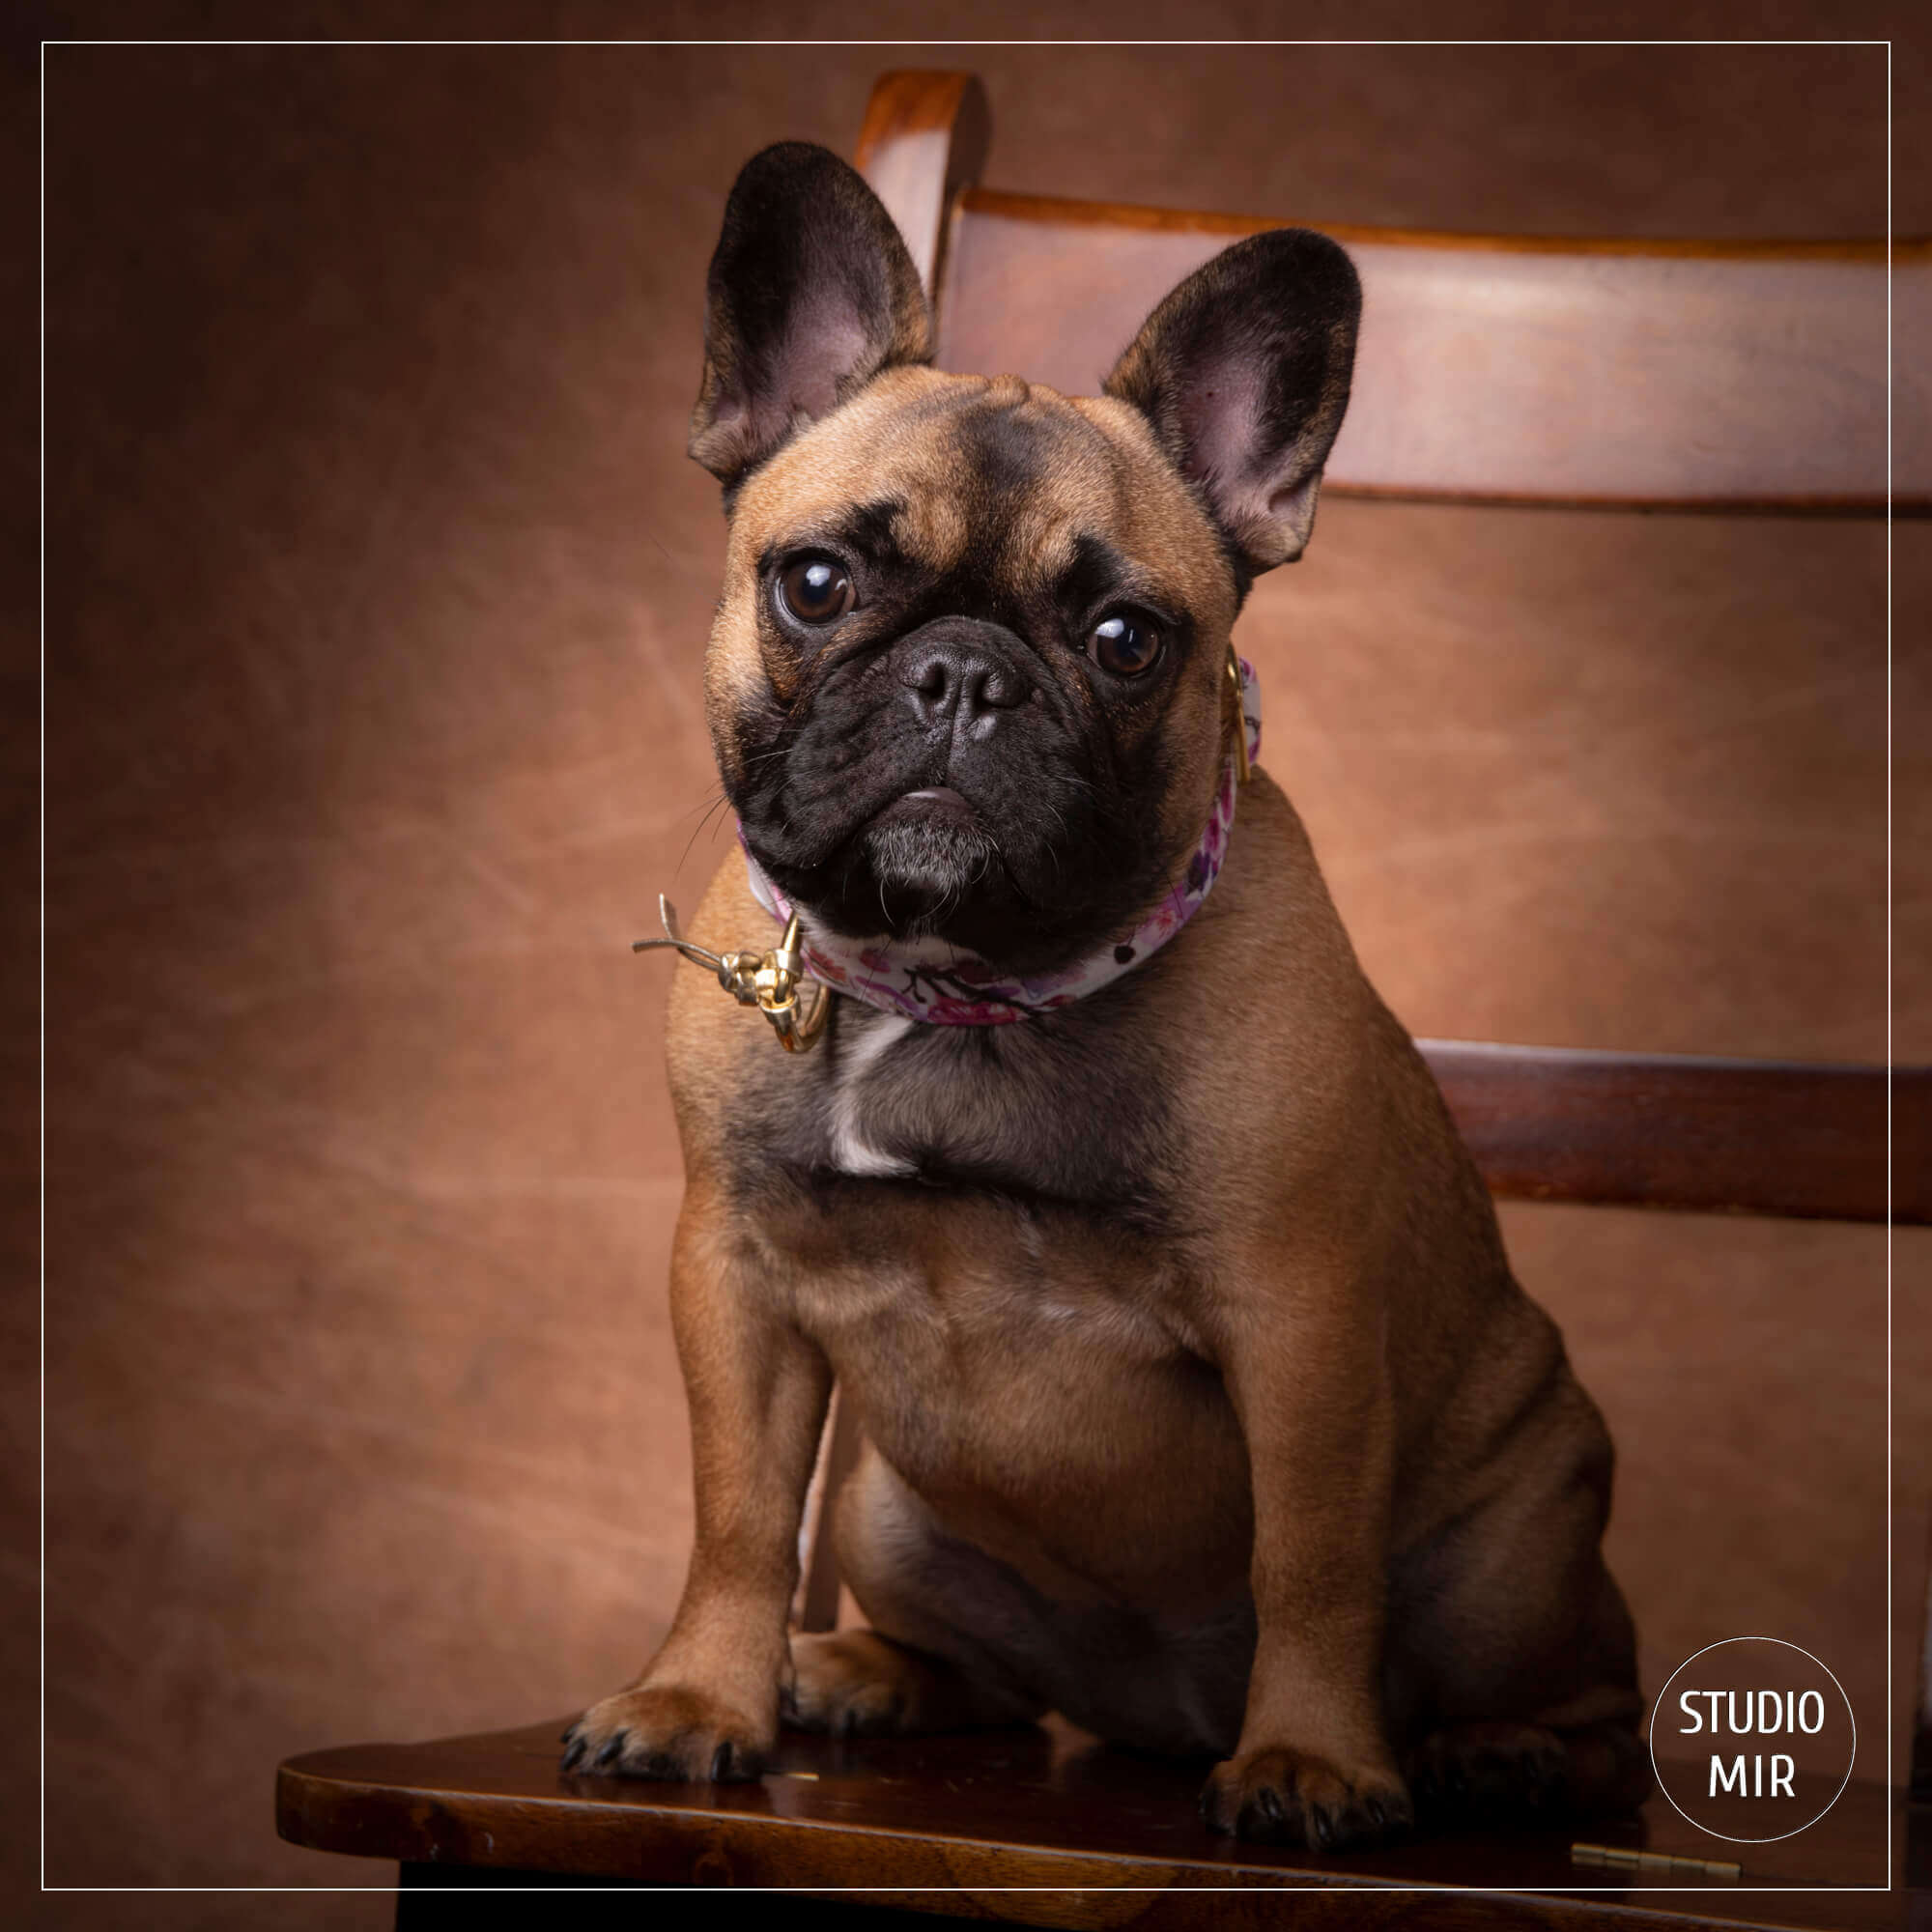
(1226, 641, 1251, 784)
(633, 895, 832, 1053)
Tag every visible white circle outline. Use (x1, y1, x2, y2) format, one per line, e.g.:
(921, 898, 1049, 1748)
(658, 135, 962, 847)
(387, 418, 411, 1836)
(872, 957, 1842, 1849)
(1647, 1636, 1856, 1844)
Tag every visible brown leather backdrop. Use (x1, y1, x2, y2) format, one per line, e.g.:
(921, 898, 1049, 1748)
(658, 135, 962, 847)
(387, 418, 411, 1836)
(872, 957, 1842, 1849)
(29, 14, 1931, 1925)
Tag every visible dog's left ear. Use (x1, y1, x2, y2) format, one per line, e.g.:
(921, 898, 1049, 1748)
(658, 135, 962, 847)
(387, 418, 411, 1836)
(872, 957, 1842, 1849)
(1104, 229, 1360, 571)
(689, 142, 932, 493)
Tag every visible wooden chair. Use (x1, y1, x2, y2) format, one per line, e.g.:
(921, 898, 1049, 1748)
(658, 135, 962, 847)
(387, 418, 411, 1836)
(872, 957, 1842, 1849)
(277, 71, 1932, 1927)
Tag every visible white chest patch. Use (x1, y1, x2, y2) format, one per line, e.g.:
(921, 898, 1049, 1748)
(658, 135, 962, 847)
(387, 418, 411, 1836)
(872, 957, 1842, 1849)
(828, 1013, 918, 1178)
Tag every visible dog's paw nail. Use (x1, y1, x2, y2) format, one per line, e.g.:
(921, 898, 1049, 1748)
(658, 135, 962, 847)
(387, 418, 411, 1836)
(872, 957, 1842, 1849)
(710, 1742, 734, 1781)
(1310, 1804, 1336, 1850)
(1365, 1797, 1387, 1829)
(593, 1729, 628, 1771)
(560, 1739, 586, 1773)
(1237, 1784, 1288, 1842)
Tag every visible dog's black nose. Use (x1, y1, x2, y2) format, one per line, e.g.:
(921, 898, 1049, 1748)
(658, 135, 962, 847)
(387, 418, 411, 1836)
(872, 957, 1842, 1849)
(900, 642, 1030, 738)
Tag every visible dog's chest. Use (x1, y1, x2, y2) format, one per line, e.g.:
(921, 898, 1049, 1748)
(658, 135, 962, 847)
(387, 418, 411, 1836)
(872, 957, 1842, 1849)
(805, 1003, 1167, 1212)
(737, 1000, 1240, 1588)
(732, 997, 1206, 1392)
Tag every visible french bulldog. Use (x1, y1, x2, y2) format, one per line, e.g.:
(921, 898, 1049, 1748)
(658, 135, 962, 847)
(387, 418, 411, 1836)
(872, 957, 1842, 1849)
(563, 141, 1648, 1849)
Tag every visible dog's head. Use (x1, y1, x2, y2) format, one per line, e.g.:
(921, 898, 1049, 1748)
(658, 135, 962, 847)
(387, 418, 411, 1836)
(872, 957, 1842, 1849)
(690, 144, 1358, 974)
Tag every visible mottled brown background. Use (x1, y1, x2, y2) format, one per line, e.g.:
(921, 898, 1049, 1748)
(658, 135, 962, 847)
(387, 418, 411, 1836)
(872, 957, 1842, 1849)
(25, 4, 1932, 1925)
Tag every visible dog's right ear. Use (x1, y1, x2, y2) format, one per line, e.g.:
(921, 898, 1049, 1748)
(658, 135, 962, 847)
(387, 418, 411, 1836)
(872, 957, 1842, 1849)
(689, 143, 932, 494)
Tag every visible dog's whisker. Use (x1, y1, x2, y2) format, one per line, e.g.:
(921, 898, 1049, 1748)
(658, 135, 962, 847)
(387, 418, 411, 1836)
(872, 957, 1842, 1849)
(673, 792, 735, 877)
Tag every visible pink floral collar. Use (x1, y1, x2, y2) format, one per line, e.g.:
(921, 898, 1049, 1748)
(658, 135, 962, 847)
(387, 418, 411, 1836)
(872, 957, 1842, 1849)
(740, 659, 1263, 1027)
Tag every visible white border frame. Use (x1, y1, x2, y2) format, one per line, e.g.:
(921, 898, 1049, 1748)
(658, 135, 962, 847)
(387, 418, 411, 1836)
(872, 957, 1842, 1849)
(36, 30, 1901, 1906)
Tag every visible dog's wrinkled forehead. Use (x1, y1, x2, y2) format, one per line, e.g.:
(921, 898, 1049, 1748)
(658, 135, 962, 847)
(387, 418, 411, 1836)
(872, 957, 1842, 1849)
(723, 365, 1238, 651)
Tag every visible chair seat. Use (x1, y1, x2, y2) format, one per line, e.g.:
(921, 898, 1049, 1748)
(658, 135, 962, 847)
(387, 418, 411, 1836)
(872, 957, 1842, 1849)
(277, 1717, 1911, 1928)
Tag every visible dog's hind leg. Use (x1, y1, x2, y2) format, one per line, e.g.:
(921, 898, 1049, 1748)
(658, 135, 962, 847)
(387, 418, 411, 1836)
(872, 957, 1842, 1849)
(1387, 1361, 1649, 1826)
(783, 1446, 1047, 1739)
(1405, 1704, 1651, 1825)
(784, 1627, 1039, 1737)
(1387, 1475, 1650, 1825)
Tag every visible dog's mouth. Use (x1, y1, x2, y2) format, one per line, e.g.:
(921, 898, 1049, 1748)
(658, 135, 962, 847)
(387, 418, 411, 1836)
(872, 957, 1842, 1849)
(870, 785, 978, 832)
(857, 788, 1008, 932)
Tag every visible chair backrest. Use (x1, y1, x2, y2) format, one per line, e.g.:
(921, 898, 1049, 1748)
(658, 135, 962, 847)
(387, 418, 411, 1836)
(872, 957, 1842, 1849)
(857, 72, 1927, 516)
(840, 69, 1927, 1233)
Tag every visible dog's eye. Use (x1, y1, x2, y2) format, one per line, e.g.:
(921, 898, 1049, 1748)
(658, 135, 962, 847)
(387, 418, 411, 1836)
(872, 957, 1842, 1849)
(778, 556, 856, 625)
(1088, 612, 1162, 677)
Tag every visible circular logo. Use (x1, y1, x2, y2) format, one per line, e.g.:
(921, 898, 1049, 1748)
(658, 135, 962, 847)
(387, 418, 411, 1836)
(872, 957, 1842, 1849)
(1648, 1638, 1856, 1843)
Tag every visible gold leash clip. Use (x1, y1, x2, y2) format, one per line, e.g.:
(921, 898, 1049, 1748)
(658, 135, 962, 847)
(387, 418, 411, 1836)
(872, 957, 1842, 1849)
(633, 895, 832, 1053)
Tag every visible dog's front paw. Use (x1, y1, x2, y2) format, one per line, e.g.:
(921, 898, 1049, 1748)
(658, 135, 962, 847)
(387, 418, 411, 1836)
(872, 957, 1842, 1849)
(560, 1684, 769, 1781)
(1200, 1746, 1412, 1850)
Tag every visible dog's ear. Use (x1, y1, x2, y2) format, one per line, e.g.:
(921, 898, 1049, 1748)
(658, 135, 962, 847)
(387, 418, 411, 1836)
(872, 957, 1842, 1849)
(1104, 229, 1360, 571)
(689, 143, 932, 492)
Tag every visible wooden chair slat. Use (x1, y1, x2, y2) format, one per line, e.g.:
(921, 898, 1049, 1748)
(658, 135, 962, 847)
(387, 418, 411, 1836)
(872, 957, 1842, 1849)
(937, 192, 1926, 510)
(794, 1384, 865, 1634)
(779, 1047, 1917, 1238)
(1420, 1044, 1923, 1224)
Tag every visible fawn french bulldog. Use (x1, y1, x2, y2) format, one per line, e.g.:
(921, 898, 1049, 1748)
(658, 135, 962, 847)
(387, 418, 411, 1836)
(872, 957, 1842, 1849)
(564, 143, 1647, 1848)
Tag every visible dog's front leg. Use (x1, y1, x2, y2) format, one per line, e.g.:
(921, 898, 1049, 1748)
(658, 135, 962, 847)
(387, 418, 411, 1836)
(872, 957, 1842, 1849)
(1198, 1247, 1412, 1849)
(563, 1186, 832, 1781)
